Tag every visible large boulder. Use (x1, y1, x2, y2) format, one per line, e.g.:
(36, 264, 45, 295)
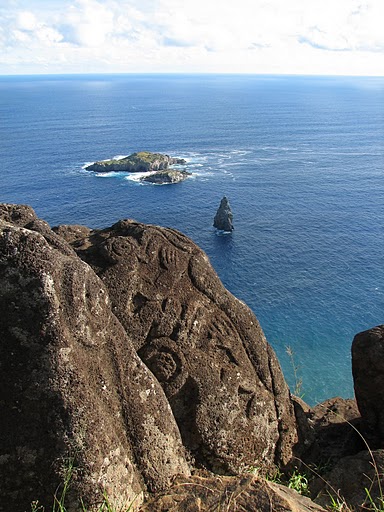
(58, 217, 300, 475)
(0, 205, 189, 512)
(352, 325, 384, 446)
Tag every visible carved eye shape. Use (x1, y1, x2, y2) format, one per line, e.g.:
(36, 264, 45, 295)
(111, 237, 133, 257)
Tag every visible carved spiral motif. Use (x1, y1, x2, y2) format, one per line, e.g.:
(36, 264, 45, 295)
(101, 237, 136, 264)
(139, 337, 187, 396)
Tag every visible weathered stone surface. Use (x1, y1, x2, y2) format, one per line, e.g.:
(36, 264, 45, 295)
(64, 218, 299, 475)
(0, 203, 38, 226)
(53, 223, 92, 245)
(213, 196, 234, 232)
(0, 207, 189, 511)
(313, 449, 384, 511)
(0, 203, 75, 256)
(302, 397, 363, 467)
(141, 474, 326, 512)
(85, 151, 186, 173)
(352, 325, 384, 445)
(140, 169, 191, 184)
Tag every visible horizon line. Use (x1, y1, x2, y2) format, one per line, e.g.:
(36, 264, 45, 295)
(1, 71, 384, 79)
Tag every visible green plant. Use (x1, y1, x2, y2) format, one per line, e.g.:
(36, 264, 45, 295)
(285, 345, 304, 398)
(364, 487, 384, 511)
(265, 467, 284, 485)
(53, 457, 75, 512)
(31, 456, 139, 512)
(287, 469, 310, 496)
(327, 492, 350, 511)
(31, 502, 45, 512)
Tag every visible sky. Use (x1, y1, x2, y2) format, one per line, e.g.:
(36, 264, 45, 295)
(1, 0, 384, 76)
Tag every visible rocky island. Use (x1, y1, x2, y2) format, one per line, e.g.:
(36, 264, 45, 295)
(85, 151, 189, 185)
(86, 151, 186, 175)
(1, 202, 384, 512)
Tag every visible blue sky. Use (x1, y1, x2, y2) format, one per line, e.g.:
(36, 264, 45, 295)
(1, 0, 384, 75)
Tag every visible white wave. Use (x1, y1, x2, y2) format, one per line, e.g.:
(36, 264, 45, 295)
(229, 149, 252, 156)
(95, 171, 128, 178)
(192, 170, 214, 176)
(112, 154, 129, 160)
(81, 162, 94, 169)
(124, 171, 157, 182)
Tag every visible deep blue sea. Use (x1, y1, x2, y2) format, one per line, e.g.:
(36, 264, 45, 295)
(1, 73, 383, 405)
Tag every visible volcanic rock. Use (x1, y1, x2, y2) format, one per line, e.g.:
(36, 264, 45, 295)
(141, 474, 326, 512)
(352, 325, 384, 445)
(213, 196, 234, 232)
(0, 205, 189, 512)
(140, 169, 191, 184)
(302, 397, 362, 467)
(63, 217, 299, 475)
(313, 449, 384, 511)
(85, 151, 186, 173)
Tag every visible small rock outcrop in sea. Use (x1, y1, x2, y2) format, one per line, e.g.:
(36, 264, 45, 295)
(213, 196, 234, 231)
(140, 169, 191, 184)
(84, 151, 186, 173)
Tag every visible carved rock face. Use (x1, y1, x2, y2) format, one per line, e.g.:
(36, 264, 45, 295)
(66, 219, 299, 473)
(0, 205, 189, 511)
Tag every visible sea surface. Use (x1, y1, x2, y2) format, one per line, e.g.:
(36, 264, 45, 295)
(1, 73, 383, 405)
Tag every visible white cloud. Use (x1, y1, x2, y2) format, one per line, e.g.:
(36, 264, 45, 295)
(60, 0, 115, 46)
(16, 11, 38, 31)
(0, 0, 383, 75)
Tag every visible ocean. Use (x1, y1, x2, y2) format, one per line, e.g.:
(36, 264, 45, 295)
(1, 73, 383, 405)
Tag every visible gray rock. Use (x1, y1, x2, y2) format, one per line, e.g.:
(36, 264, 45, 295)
(213, 196, 234, 232)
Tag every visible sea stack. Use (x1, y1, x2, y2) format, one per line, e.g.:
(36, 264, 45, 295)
(213, 196, 234, 232)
